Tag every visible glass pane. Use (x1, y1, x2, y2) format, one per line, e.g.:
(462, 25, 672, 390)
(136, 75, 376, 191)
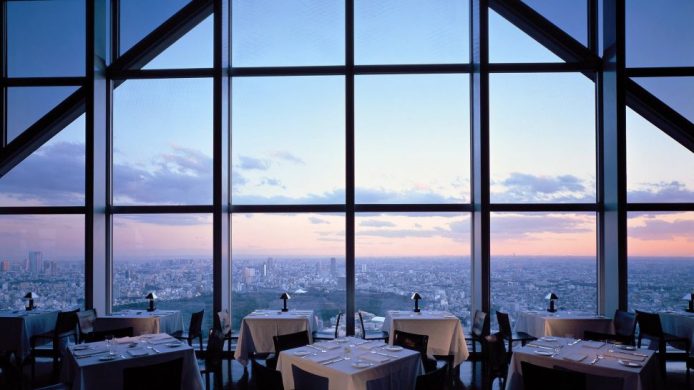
(231, 77, 344, 205)
(627, 0, 694, 67)
(0, 115, 85, 207)
(0, 215, 84, 311)
(491, 212, 597, 330)
(522, 0, 587, 46)
(490, 73, 595, 203)
(627, 108, 694, 203)
(489, 10, 562, 63)
(356, 213, 471, 330)
(628, 212, 694, 311)
(7, 0, 85, 77)
(633, 77, 694, 123)
(232, 0, 344, 67)
(355, 0, 468, 65)
(143, 16, 213, 69)
(7, 87, 78, 143)
(113, 214, 213, 335)
(231, 213, 345, 333)
(355, 74, 470, 204)
(120, 0, 191, 55)
(113, 78, 213, 205)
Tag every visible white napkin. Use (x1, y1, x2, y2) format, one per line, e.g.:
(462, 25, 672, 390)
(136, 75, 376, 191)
(562, 353, 587, 362)
(306, 353, 340, 364)
(582, 341, 605, 349)
(314, 342, 341, 350)
(127, 349, 149, 357)
(358, 353, 390, 363)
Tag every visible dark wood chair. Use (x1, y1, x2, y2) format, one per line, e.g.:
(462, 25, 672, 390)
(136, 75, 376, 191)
(29, 309, 79, 379)
(122, 357, 183, 390)
(393, 330, 437, 372)
(84, 327, 133, 342)
(313, 312, 342, 341)
(415, 362, 448, 390)
(172, 309, 204, 352)
(358, 311, 388, 341)
(583, 310, 636, 345)
(273, 330, 310, 353)
(465, 310, 490, 360)
(251, 358, 284, 390)
(635, 310, 690, 379)
(199, 329, 225, 390)
(521, 361, 585, 390)
(483, 333, 508, 390)
(75, 308, 97, 343)
(496, 311, 536, 361)
(292, 364, 329, 390)
(215, 310, 238, 355)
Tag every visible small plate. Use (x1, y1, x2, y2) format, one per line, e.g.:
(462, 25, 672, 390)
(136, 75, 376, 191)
(73, 345, 90, 351)
(616, 345, 636, 351)
(293, 350, 311, 356)
(533, 350, 554, 356)
(384, 346, 403, 352)
(540, 337, 557, 342)
(99, 354, 117, 361)
(618, 359, 642, 368)
(165, 342, 181, 348)
(351, 361, 372, 368)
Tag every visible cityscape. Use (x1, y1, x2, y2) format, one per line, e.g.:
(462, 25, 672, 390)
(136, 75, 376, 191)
(1, 252, 692, 335)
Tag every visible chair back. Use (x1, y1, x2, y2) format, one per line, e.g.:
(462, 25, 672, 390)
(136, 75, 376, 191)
(483, 333, 507, 378)
(205, 329, 225, 368)
(614, 310, 636, 338)
(76, 309, 97, 338)
(521, 361, 585, 390)
(188, 309, 204, 337)
(415, 362, 447, 390)
(471, 310, 489, 338)
(122, 357, 183, 390)
(357, 311, 367, 338)
(85, 327, 133, 342)
(496, 311, 512, 340)
(334, 312, 342, 338)
(393, 330, 429, 362)
(635, 310, 663, 339)
(216, 310, 231, 335)
(55, 309, 79, 336)
(252, 359, 284, 390)
(292, 364, 329, 390)
(273, 330, 310, 353)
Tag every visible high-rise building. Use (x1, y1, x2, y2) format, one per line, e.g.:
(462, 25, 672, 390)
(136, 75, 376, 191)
(330, 257, 337, 278)
(28, 251, 43, 275)
(1, 260, 9, 272)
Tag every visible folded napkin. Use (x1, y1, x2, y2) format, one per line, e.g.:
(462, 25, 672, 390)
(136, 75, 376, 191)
(358, 353, 390, 363)
(150, 338, 178, 346)
(582, 341, 605, 349)
(605, 351, 646, 362)
(562, 353, 587, 362)
(314, 342, 341, 350)
(305, 353, 340, 364)
(127, 349, 149, 357)
(527, 342, 559, 349)
(72, 348, 108, 357)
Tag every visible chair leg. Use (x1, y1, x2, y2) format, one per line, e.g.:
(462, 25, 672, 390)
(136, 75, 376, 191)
(205, 371, 210, 390)
(199, 335, 203, 353)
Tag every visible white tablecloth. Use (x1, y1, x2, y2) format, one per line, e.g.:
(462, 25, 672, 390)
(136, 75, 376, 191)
(514, 311, 614, 339)
(235, 309, 317, 366)
(382, 310, 469, 367)
(505, 337, 661, 390)
(277, 337, 422, 390)
(0, 310, 59, 360)
(94, 310, 183, 336)
(62, 333, 204, 390)
(659, 311, 694, 353)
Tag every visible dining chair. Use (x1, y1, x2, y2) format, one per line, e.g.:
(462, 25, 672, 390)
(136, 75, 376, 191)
(686, 353, 692, 386)
(199, 329, 225, 390)
(29, 309, 79, 379)
(215, 310, 238, 354)
(75, 308, 97, 343)
(521, 361, 585, 390)
(122, 357, 183, 390)
(357, 311, 388, 341)
(313, 312, 341, 341)
(84, 326, 133, 342)
(583, 310, 636, 345)
(292, 364, 329, 390)
(251, 358, 284, 390)
(635, 310, 690, 379)
(173, 309, 204, 352)
(465, 310, 490, 359)
(273, 330, 310, 353)
(483, 333, 508, 390)
(496, 311, 536, 361)
(392, 330, 437, 372)
(415, 362, 448, 390)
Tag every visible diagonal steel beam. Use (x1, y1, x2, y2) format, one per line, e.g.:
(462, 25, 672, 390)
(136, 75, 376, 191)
(489, 0, 694, 153)
(0, 0, 213, 178)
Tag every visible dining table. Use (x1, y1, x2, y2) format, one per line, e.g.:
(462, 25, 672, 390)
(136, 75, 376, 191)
(235, 309, 317, 365)
(94, 309, 183, 336)
(382, 310, 469, 367)
(514, 311, 614, 339)
(0, 309, 59, 361)
(659, 310, 694, 353)
(61, 332, 204, 390)
(505, 336, 661, 390)
(277, 336, 422, 390)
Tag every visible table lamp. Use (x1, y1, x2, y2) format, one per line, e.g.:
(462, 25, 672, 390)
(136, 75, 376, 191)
(545, 292, 558, 313)
(146, 292, 157, 312)
(683, 292, 694, 312)
(24, 292, 39, 311)
(280, 292, 291, 312)
(411, 292, 422, 313)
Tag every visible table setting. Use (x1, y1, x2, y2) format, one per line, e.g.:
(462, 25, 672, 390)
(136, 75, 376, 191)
(0, 309, 59, 361)
(514, 310, 614, 339)
(94, 309, 183, 336)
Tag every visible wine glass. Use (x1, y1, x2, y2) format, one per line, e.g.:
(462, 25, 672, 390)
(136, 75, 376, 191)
(105, 334, 115, 356)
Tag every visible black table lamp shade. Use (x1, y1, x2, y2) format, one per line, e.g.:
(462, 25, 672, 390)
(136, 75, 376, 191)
(280, 292, 291, 312)
(411, 292, 422, 313)
(545, 292, 558, 313)
(146, 292, 157, 312)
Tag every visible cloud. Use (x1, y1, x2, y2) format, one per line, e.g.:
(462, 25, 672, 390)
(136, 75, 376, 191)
(308, 216, 330, 225)
(272, 151, 305, 165)
(237, 155, 270, 170)
(491, 213, 593, 239)
(493, 173, 593, 203)
(259, 177, 285, 188)
(357, 218, 470, 241)
(628, 181, 694, 203)
(629, 217, 694, 241)
(359, 219, 396, 228)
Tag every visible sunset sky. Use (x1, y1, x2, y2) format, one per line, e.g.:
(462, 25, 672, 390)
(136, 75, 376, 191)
(0, 0, 692, 262)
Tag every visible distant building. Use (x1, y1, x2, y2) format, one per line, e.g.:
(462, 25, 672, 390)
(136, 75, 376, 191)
(330, 257, 337, 278)
(28, 251, 43, 275)
(1, 260, 9, 272)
